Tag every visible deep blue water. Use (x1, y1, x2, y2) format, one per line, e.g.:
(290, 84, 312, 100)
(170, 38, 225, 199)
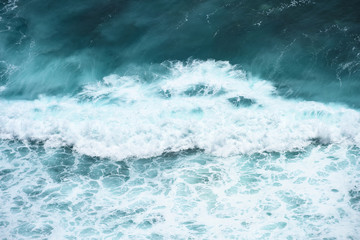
(1, 0, 360, 239)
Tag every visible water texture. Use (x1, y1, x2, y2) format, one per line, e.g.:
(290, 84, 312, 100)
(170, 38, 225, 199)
(0, 0, 360, 239)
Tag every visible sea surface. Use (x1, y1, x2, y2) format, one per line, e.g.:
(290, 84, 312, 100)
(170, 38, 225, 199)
(1, 0, 360, 239)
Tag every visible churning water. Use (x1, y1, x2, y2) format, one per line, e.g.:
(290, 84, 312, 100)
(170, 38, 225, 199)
(1, 0, 360, 239)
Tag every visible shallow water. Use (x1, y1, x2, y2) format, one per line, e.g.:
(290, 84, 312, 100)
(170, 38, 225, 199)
(1, 0, 360, 239)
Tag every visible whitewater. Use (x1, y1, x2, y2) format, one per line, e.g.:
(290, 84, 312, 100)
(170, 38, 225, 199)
(1, 60, 360, 159)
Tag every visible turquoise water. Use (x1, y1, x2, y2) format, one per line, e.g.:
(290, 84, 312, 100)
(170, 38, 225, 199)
(1, 0, 360, 239)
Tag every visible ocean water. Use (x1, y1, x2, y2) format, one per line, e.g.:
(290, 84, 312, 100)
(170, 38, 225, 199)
(1, 0, 360, 239)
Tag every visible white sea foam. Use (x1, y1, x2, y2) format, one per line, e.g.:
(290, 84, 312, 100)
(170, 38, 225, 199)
(0, 60, 359, 160)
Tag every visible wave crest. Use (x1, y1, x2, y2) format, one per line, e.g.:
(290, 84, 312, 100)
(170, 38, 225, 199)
(1, 60, 359, 159)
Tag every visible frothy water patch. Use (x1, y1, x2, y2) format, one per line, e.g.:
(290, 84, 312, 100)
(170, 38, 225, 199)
(0, 141, 359, 239)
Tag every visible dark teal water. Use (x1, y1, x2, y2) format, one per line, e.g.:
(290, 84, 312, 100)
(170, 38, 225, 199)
(1, 0, 360, 106)
(1, 0, 360, 239)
